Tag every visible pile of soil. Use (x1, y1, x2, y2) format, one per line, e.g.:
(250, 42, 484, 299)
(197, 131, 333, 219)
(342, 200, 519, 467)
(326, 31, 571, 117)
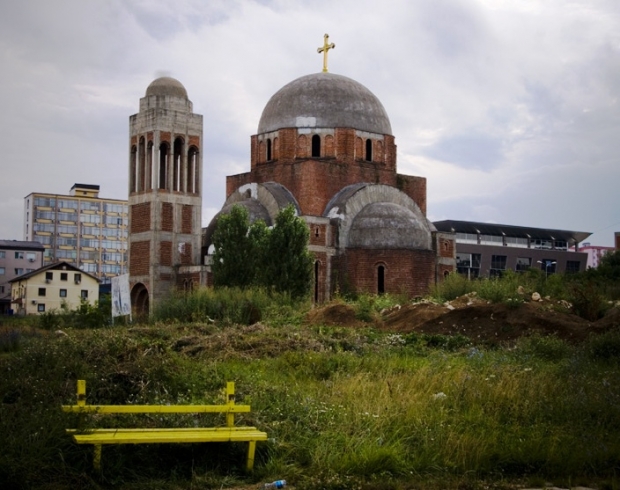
(306, 295, 620, 345)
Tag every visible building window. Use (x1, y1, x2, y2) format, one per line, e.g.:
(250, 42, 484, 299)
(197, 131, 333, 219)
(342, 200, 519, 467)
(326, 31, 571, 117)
(311, 135, 321, 157)
(456, 253, 481, 278)
(515, 257, 531, 273)
(0, 286, 4, 294)
(81, 290, 88, 299)
(60, 273, 68, 281)
(14, 268, 24, 275)
(15, 252, 24, 259)
(37, 304, 46, 312)
(45, 271, 53, 281)
(266, 139, 272, 161)
(74, 273, 82, 284)
(38, 288, 46, 297)
(490, 255, 507, 277)
(365, 139, 372, 161)
(0, 251, 5, 258)
(0, 267, 4, 275)
(59, 289, 67, 298)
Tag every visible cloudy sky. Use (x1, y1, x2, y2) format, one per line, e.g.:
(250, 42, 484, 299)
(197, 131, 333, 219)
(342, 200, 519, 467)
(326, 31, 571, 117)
(1, 0, 619, 246)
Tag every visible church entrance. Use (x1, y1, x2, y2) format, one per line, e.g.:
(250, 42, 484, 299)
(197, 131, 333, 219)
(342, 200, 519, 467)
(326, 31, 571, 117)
(130, 283, 149, 317)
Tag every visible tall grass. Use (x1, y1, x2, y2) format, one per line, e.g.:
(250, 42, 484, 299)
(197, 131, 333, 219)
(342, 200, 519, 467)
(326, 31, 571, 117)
(152, 286, 309, 326)
(1, 316, 619, 489)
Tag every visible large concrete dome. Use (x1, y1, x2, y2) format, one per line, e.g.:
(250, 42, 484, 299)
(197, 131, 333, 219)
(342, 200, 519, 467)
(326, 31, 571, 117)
(145, 77, 188, 99)
(257, 72, 392, 135)
(348, 202, 432, 250)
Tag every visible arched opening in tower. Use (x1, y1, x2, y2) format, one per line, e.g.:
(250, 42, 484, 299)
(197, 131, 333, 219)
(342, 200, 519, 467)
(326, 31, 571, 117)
(173, 138, 184, 192)
(365, 139, 372, 162)
(159, 142, 169, 190)
(130, 282, 149, 317)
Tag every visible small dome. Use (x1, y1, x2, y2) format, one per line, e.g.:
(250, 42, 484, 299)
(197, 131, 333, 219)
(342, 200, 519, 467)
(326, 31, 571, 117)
(145, 77, 188, 98)
(348, 203, 431, 250)
(258, 72, 392, 135)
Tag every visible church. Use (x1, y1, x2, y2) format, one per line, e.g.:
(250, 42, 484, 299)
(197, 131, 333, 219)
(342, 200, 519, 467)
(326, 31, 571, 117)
(127, 37, 455, 313)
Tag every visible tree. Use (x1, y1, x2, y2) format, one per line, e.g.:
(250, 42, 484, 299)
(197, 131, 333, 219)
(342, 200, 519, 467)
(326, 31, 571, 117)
(263, 205, 314, 299)
(211, 205, 261, 288)
(211, 204, 314, 299)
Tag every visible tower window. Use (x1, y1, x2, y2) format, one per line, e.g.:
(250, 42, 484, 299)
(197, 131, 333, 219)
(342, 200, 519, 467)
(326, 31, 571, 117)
(159, 142, 169, 190)
(312, 135, 321, 157)
(173, 138, 184, 192)
(266, 139, 272, 161)
(365, 139, 372, 161)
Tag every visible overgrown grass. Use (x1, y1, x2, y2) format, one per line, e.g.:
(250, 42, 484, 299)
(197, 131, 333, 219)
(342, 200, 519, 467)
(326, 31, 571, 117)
(152, 286, 309, 326)
(1, 309, 619, 489)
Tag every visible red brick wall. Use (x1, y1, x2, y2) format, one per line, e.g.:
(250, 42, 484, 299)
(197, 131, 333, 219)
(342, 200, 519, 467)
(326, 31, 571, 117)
(182, 205, 193, 234)
(396, 174, 427, 215)
(130, 203, 151, 233)
(309, 223, 327, 246)
(161, 203, 173, 232)
(341, 249, 435, 297)
(160, 241, 172, 266)
(228, 159, 420, 217)
(130, 240, 150, 275)
(180, 243, 192, 265)
(438, 237, 455, 258)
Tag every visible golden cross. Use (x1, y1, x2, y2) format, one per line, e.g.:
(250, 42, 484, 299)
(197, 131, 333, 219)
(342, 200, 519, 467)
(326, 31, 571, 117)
(317, 33, 335, 73)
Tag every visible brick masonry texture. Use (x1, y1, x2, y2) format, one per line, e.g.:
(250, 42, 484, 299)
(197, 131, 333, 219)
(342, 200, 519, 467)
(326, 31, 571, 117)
(180, 243, 192, 265)
(130, 203, 151, 233)
(182, 205, 192, 234)
(161, 203, 173, 232)
(160, 241, 172, 266)
(341, 249, 436, 298)
(129, 240, 150, 276)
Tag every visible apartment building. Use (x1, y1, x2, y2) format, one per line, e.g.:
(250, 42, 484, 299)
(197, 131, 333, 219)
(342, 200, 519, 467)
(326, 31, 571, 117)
(24, 184, 128, 284)
(9, 261, 99, 315)
(433, 220, 591, 278)
(0, 240, 45, 313)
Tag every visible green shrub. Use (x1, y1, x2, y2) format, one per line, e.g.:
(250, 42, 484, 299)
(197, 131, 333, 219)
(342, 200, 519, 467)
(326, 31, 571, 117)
(585, 328, 620, 363)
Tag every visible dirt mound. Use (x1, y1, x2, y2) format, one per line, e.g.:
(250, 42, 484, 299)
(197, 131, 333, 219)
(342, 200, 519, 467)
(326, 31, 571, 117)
(304, 296, 620, 345)
(304, 303, 364, 327)
(381, 302, 449, 330)
(391, 302, 593, 344)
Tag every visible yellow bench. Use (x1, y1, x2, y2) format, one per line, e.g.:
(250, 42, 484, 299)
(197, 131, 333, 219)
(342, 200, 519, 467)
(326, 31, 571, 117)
(62, 380, 267, 471)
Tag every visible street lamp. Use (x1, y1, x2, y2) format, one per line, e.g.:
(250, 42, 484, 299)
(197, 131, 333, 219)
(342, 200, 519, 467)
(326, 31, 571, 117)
(537, 260, 557, 279)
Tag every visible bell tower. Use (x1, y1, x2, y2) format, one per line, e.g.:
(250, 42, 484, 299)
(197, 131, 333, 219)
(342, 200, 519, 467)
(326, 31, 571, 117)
(128, 77, 203, 314)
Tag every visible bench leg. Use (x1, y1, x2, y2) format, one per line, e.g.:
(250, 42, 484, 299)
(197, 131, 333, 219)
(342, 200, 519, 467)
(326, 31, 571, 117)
(246, 441, 257, 471)
(93, 444, 102, 471)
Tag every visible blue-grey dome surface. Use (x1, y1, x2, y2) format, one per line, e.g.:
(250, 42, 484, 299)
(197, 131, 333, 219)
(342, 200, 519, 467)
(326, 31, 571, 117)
(257, 72, 392, 135)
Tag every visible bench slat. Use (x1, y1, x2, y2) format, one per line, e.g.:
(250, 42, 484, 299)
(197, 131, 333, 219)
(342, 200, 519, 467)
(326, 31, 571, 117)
(62, 404, 251, 414)
(69, 428, 267, 445)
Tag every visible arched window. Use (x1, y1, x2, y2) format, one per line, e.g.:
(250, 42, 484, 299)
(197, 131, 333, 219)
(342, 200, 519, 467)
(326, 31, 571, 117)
(187, 146, 198, 193)
(173, 138, 184, 192)
(365, 139, 372, 162)
(159, 142, 169, 190)
(130, 145, 137, 193)
(266, 139, 272, 161)
(377, 264, 385, 294)
(147, 141, 154, 190)
(138, 137, 146, 192)
(312, 134, 321, 157)
(314, 261, 320, 303)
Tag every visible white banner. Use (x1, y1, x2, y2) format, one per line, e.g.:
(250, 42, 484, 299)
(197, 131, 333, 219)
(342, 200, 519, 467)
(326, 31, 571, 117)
(111, 274, 132, 318)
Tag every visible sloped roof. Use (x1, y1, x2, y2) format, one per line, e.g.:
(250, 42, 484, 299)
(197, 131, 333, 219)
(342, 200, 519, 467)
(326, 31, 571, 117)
(9, 261, 100, 283)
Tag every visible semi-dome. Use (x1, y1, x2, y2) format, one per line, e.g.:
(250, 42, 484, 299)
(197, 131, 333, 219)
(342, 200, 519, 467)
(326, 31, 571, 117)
(348, 202, 432, 250)
(257, 72, 392, 135)
(145, 77, 188, 99)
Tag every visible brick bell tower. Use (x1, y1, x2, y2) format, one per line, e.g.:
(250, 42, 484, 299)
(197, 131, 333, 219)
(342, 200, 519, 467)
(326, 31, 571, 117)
(128, 77, 203, 314)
